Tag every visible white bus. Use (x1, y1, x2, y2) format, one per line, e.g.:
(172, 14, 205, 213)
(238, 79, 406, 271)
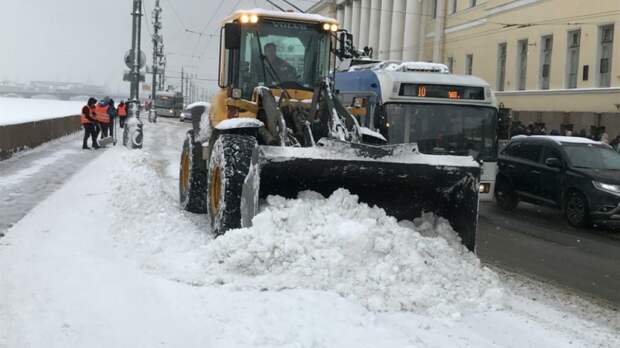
(336, 61, 499, 201)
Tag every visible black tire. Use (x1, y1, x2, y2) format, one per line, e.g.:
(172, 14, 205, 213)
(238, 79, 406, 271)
(207, 134, 257, 235)
(179, 130, 208, 213)
(495, 178, 519, 210)
(565, 190, 591, 227)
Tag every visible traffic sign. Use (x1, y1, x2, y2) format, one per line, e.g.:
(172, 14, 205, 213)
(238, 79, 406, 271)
(124, 49, 147, 69)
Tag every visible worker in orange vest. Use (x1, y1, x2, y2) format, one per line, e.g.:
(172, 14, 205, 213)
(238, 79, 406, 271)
(81, 97, 99, 149)
(118, 101, 128, 128)
(94, 99, 112, 139)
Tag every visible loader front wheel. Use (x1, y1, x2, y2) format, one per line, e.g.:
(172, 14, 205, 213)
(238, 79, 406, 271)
(179, 131, 208, 213)
(207, 134, 257, 236)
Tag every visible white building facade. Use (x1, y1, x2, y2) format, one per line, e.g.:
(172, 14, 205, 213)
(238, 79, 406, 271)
(308, 0, 620, 138)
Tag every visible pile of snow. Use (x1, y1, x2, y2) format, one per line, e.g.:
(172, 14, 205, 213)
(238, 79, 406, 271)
(0, 97, 84, 126)
(202, 190, 504, 314)
(110, 149, 503, 316)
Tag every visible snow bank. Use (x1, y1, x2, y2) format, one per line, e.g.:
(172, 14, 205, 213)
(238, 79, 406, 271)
(0, 97, 84, 126)
(203, 190, 504, 314)
(111, 149, 502, 316)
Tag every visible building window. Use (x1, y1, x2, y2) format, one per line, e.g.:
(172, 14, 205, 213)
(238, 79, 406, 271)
(447, 57, 454, 73)
(540, 35, 553, 89)
(465, 54, 473, 75)
(598, 24, 614, 88)
(470, 0, 477, 7)
(432, 0, 438, 18)
(566, 30, 580, 89)
(517, 39, 528, 90)
(497, 43, 507, 91)
(450, 0, 457, 14)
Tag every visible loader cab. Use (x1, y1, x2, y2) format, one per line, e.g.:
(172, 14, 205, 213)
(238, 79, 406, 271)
(219, 10, 339, 100)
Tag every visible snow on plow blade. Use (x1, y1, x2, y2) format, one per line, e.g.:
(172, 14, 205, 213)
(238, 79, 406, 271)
(253, 140, 480, 251)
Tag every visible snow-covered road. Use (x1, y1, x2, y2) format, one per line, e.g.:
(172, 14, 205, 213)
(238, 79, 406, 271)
(1, 119, 619, 347)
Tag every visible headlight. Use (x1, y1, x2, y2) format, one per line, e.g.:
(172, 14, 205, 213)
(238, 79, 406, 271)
(170, 109, 174, 113)
(593, 181, 620, 194)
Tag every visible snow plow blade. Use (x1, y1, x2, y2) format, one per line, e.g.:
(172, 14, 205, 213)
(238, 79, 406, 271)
(252, 141, 480, 251)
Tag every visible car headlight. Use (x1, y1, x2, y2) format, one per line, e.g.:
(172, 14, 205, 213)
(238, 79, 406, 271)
(593, 181, 620, 195)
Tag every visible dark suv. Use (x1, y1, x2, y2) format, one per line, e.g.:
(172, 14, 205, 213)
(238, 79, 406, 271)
(495, 135, 620, 227)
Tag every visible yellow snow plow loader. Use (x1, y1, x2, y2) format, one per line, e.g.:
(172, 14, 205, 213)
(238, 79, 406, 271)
(178, 9, 480, 251)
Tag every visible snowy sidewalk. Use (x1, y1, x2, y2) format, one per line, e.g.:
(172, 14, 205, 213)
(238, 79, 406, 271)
(1, 121, 619, 347)
(0, 133, 103, 234)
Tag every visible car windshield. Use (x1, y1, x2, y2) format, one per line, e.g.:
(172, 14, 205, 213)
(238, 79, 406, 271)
(564, 144, 620, 170)
(384, 103, 498, 161)
(236, 19, 331, 99)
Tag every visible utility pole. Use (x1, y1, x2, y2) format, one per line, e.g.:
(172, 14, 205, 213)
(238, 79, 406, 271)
(124, 0, 143, 149)
(159, 54, 166, 90)
(150, 0, 162, 121)
(185, 74, 190, 103)
(180, 66, 184, 104)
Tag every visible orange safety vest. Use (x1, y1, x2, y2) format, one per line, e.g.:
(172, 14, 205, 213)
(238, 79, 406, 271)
(118, 104, 127, 117)
(80, 105, 92, 124)
(94, 104, 110, 123)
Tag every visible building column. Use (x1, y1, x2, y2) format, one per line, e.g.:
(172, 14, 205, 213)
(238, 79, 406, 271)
(352, 0, 362, 48)
(417, 0, 428, 61)
(344, 1, 352, 32)
(358, 0, 371, 50)
(378, 0, 393, 60)
(389, 0, 406, 60)
(368, 0, 381, 57)
(433, 0, 447, 62)
(402, 0, 422, 60)
(336, 4, 344, 26)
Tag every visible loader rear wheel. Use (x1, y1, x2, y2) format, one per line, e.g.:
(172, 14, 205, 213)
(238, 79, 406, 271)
(207, 134, 257, 235)
(179, 131, 208, 213)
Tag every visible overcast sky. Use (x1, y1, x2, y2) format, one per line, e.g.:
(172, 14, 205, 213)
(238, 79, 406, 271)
(0, 0, 316, 95)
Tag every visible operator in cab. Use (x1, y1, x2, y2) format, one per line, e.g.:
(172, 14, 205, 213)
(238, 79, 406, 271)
(263, 43, 297, 82)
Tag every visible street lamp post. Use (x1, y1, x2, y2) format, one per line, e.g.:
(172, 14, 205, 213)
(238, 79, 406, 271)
(124, 0, 144, 149)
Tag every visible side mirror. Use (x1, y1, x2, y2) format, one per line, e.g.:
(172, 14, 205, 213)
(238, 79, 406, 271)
(337, 31, 354, 59)
(224, 23, 241, 50)
(545, 157, 562, 168)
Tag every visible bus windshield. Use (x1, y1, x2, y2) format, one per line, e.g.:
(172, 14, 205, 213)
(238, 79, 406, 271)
(236, 19, 331, 99)
(384, 103, 498, 161)
(155, 95, 175, 108)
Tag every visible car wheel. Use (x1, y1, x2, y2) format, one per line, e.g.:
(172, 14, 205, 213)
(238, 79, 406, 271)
(565, 190, 591, 227)
(495, 178, 518, 210)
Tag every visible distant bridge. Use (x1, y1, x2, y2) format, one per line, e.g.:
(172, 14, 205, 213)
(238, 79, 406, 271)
(0, 82, 126, 101)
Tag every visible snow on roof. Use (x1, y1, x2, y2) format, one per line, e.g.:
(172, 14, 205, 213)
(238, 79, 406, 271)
(382, 70, 491, 88)
(521, 135, 602, 145)
(186, 101, 210, 110)
(223, 8, 337, 25)
(0, 97, 83, 126)
(350, 61, 449, 73)
(156, 91, 179, 97)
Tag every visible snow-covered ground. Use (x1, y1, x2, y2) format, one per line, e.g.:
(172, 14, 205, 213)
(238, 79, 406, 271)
(1, 119, 619, 347)
(0, 97, 84, 126)
(0, 133, 103, 234)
